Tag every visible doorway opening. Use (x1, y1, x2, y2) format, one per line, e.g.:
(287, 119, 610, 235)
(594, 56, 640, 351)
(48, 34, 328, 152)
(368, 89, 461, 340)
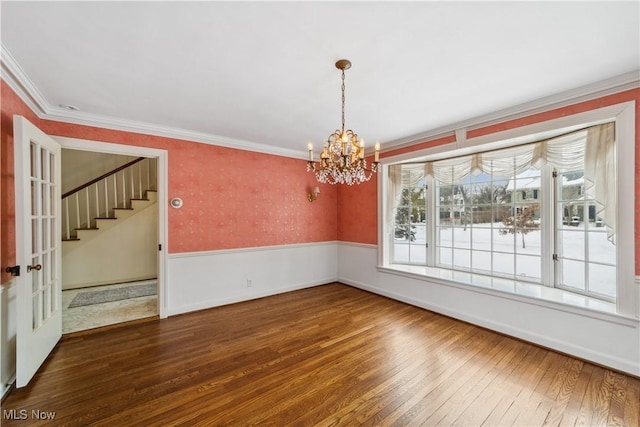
(55, 136, 168, 332)
(60, 149, 159, 333)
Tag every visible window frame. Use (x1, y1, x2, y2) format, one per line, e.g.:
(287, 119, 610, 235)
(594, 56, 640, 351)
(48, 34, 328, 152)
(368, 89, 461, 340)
(378, 101, 636, 317)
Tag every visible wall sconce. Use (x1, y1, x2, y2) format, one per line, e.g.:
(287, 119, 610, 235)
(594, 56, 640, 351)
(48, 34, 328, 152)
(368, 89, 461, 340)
(307, 186, 320, 202)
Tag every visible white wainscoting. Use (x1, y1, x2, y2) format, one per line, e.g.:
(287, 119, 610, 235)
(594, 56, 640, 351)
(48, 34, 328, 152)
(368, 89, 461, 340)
(1, 280, 17, 400)
(337, 242, 640, 376)
(166, 241, 338, 316)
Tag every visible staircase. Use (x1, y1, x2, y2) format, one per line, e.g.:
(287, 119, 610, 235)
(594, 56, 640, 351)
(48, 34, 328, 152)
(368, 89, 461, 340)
(62, 157, 157, 242)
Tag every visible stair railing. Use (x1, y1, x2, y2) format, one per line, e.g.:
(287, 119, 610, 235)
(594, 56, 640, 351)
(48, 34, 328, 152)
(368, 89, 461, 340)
(62, 157, 157, 240)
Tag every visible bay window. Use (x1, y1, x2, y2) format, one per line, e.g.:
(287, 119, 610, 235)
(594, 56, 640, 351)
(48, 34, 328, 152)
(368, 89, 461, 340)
(381, 104, 636, 316)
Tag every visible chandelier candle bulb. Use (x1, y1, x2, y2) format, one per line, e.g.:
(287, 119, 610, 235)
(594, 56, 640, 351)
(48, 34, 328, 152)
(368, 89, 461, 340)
(308, 143, 313, 161)
(359, 139, 365, 159)
(374, 142, 380, 162)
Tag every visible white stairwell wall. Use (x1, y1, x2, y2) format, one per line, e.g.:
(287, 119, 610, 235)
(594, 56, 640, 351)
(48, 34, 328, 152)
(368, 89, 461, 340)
(61, 151, 158, 290)
(62, 191, 158, 289)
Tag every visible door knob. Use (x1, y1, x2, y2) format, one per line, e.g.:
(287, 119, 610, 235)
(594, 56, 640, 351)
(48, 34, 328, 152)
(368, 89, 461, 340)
(27, 264, 42, 272)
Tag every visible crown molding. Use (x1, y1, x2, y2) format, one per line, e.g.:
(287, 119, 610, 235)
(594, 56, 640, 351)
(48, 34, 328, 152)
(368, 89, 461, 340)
(380, 70, 640, 154)
(3, 43, 638, 160)
(0, 44, 307, 160)
(0, 44, 51, 116)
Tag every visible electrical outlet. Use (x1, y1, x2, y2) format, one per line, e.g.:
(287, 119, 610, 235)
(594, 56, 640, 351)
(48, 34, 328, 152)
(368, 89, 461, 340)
(246, 279, 253, 287)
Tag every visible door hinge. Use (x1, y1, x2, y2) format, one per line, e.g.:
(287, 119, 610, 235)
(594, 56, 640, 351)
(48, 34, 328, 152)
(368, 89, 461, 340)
(425, 243, 429, 248)
(552, 170, 558, 178)
(4, 265, 20, 276)
(158, 244, 162, 251)
(552, 254, 558, 261)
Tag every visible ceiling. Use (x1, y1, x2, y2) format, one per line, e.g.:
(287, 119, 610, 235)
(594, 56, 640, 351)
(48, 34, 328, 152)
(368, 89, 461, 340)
(1, 1, 638, 158)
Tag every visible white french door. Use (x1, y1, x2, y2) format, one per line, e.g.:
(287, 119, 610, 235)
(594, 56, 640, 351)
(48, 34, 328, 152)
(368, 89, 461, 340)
(14, 115, 62, 387)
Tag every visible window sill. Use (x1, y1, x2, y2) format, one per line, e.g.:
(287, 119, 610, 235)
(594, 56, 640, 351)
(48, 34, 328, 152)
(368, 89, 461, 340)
(377, 264, 638, 327)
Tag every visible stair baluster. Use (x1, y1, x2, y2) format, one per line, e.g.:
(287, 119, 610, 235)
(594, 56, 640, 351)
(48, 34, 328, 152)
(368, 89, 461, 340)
(62, 157, 157, 241)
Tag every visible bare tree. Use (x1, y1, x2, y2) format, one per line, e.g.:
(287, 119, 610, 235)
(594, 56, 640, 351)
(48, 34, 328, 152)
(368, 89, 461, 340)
(499, 206, 539, 248)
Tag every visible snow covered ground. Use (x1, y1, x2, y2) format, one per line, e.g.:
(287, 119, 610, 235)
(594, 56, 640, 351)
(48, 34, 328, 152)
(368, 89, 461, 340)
(394, 221, 616, 298)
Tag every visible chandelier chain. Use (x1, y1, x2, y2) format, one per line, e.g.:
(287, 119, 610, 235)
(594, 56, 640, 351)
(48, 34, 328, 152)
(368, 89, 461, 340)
(341, 69, 346, 134)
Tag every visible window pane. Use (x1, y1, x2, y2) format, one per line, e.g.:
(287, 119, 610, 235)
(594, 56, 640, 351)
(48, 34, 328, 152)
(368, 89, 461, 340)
(561, 259, 585, 291)
(588, 264, 616, 298)
(516, 255, 541, 280)
(472, 205, 492, 224)
(493, 252, 514, 276)
(393, 242, 409, 263)
(439, 247, 452, 267)
(472, 251, 492, 274)
(451, 227, 471, 249)
(587, 231, 616, 265)
(409, 244, 426, 264)
(438, 227, 452, 247)
(453, 249, 470, 269)
(560, 230, 585, 260)
(471, 227, 491, 251)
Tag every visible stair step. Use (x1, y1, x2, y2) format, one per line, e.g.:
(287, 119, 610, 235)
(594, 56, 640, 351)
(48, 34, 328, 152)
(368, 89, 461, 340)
(63, 188, 157, 244)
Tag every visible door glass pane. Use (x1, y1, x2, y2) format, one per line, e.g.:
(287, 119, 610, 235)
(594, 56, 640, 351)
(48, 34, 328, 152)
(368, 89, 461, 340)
(50, 150, 55, 184)
(42, 218, 49, 251)
(31, 180, 37, 215)
(31, 219, 38, 254)
(32, 293, 40, 330)
(31, 256, 40, 293)
(41, 183, 48, 215)
(30, 141, 36, 178)
(50, 182, 55, 217)
(40, 147, 47, 181)
(42, 286, 50, 321)
(50, 218, 56, 250)
(50, 248, 57, 284)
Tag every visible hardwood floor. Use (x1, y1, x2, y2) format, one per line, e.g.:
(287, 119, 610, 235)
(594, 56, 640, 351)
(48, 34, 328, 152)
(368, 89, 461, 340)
(2, 283, 639, 426)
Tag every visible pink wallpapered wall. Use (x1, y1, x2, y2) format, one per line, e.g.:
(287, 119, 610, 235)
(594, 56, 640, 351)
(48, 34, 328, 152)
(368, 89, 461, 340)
(1, 79, 337, 283)
(2, 80, 640, 285)
(336, 89, 640, 276)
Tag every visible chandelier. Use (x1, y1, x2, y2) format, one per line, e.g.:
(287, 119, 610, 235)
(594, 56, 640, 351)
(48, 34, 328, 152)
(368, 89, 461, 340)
(307, 59, 379, 185)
